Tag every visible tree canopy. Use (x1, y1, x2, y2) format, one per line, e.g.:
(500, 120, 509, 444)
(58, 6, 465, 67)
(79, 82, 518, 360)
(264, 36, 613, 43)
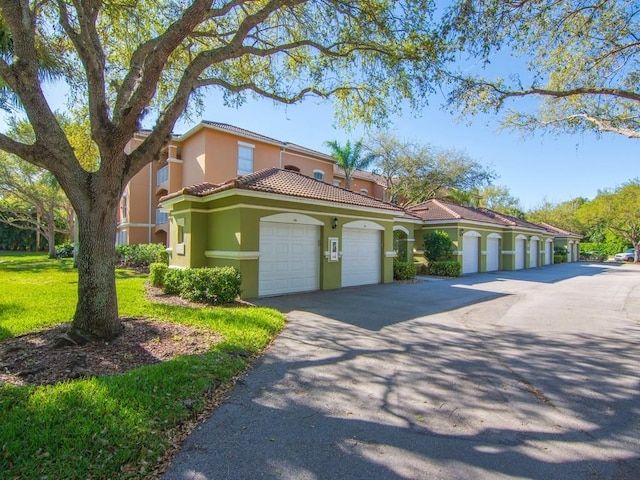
(443, 0, 640, 139)
(576, 180, 640, 262)
(367, 132, 496, 206)
(0, 0, 445, 339)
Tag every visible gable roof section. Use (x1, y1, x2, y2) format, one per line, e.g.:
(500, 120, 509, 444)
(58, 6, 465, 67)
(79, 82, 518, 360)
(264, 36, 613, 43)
(537, 222, 584, 238)
(409, 199, 499, 224)
(409, 199, 552, 233)
(161, 168, 403, 212)
(172, 121, 334, 162)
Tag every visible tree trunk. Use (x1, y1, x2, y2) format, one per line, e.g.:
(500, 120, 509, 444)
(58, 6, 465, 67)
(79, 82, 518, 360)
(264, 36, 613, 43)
(71, 197, 122, 340)
(46, 205, 57, 259)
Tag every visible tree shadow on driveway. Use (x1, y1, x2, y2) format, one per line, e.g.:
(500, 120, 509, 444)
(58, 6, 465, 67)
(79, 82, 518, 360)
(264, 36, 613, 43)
(163, 314, 640, 479)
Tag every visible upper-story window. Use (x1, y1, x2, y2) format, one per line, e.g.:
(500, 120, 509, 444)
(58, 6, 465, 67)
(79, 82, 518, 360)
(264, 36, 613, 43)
(120, 195, 128, 221)
(238, 142, 254, 175)
(333, 180, 341, 187)
(313, 169, 325, 181)
(360, 188, 368, 196)
(284, 165, 300, 172)
(156, 165, 169, 186)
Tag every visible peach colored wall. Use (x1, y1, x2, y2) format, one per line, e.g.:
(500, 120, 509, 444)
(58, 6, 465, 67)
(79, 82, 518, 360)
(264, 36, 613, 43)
(181, 130, 206, 187)
(281, 151, 335, 181)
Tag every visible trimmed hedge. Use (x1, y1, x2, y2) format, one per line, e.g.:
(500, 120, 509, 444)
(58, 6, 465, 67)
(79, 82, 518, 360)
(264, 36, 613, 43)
(161, 266, 242, 304)
(116, 243, 169, 266)
(149, 263, 169, 287)
(394, 262, 417, 280)
(426, 261, 462, 277)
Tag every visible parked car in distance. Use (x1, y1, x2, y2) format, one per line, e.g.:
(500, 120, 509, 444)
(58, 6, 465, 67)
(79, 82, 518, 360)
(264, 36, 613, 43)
(614, 248, 636, 262)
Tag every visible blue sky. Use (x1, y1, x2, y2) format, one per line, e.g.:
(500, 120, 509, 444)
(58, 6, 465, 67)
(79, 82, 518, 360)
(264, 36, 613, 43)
(173, 89, 638, 211)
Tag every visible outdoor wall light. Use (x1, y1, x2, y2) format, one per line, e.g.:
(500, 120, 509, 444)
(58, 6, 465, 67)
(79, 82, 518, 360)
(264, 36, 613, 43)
(332, 217, 338, 229)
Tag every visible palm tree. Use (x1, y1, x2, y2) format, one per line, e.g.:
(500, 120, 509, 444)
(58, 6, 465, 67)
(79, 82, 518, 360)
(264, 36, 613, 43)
(325, 139, 376, 190)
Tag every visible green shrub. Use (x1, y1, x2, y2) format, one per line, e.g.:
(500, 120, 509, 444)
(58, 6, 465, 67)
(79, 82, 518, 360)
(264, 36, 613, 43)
(393, 261, 417, 280)
(179, 267, 242, 304)
(149, 263, 169, 287)
(163, 268, 185, 295)
(55, 242, 75, 258)
(426, 261, 461, 277)
(423, 230, 455, 262)
(116, 243, 168, 266)
(553, 254, 568, 264)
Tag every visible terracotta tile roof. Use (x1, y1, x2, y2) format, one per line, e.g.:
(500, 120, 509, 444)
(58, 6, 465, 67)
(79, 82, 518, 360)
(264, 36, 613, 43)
(162, 168, 402, 212)
(409, 199, 499, 224)
(537, 222, 584, 238)
(333, 166, 387, 185)
(409, 199, 550, 233)
(201, 121, 284, 146)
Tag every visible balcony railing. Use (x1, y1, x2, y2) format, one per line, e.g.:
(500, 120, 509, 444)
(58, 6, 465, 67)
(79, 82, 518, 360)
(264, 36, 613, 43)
(156, 209, 168, 224)
(156, 165, 169, 186)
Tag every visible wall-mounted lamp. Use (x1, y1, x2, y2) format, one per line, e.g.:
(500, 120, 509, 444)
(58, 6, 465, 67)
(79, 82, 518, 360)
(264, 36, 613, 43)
(460, 228, 464, 234)
(332, 217, 339, 229)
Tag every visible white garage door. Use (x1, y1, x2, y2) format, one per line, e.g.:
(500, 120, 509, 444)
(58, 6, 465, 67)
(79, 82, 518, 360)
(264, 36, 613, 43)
(544, 241, 553, 265)
(530, 240, 539, 268)
(462, 233, 480, 274)
(259, 222, 320, 296)
(342, 227, 381, 287)
(486, 237, 500, 272)
(515, 238, 526, 270)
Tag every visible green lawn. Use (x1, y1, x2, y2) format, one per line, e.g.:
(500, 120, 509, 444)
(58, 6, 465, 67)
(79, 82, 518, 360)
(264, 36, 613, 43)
(0, 252, 286, 479)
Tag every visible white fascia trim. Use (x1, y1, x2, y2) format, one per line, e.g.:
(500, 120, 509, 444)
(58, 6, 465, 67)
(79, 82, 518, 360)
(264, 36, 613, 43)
(422, 219, 505, 229)
(168, 157, 183, 164)
(211, 203, 396, 224)
(395, 216, 423, 225)
(205, 250, 260, 260)
(118, 222, 153, 228)
(385, 251, 397, 257)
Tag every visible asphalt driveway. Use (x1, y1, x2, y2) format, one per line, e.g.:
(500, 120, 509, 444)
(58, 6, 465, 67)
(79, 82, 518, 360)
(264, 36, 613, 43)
(163, 262, 640, 479)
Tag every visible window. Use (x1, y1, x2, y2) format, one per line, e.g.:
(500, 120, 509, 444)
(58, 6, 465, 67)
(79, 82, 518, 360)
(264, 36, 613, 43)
(360, 188, 368, 195)
(177, 224, 185, 244)
(120, 195, 128, 221)
(333, 180, 341, 187)
(117, 230, 127, 245)
(284, 165, 300, 172)
(238, 143, 254, 175)
(156, 165, 169, 185)
(156, 209, 168, 224)
(313, 169, 325, 181)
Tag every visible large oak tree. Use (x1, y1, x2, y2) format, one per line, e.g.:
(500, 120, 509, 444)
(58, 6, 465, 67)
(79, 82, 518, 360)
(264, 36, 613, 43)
(443, 0, 640, 139)
(0, 1, 443, 340)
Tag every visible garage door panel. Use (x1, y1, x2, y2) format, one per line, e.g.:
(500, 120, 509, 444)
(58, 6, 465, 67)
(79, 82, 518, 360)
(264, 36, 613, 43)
(342, 228, 381, 287)
(487, 237, 500, 272)
(259, 222, 320, 296)
(462, 235, 479, 274)
(515, 239, 526, 270)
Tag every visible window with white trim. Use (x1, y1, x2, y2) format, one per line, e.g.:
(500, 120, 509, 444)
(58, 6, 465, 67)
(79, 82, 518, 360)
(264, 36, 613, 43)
(360, 188, 368, 195)
(238, 143, 254, 175)
(313, 169, 325, 181)
(333, 180, 341, 187)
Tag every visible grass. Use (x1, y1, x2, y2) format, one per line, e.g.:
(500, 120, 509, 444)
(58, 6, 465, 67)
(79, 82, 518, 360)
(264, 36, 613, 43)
(0, 252, 286, 479)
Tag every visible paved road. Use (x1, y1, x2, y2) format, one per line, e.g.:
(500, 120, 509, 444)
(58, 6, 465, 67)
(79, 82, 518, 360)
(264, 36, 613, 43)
(163, 262, 640, 479)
